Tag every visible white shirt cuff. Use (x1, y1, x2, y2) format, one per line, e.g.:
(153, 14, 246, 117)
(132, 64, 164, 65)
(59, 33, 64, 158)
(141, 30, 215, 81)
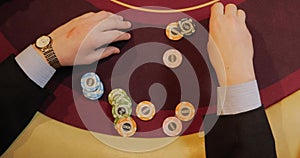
(15, 45, 56, 88)
(217, 80, 262, 115)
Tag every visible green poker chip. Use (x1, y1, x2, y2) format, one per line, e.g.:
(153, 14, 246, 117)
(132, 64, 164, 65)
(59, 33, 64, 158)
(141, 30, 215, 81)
(112, 96, 132, 107)
(108, 88, 128, 106)
(112, 104, 132, 118)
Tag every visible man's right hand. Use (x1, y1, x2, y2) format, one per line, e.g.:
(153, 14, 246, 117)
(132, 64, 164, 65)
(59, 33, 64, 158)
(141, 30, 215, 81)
(207, 3, 256, 86)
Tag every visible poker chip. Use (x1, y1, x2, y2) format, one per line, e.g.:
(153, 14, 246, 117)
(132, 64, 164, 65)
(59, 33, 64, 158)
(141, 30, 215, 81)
(81, 72, 104, 100)
(175, 102, 195, 121)
(115, 116, 137, 137)
(163, 49, 183, 68)
(112, 95, 132, 107)
(178, 18, 196, 36)
(81, 72, 101, 92)
(82, 83, 104, 100)
(114, 115, 124, 127)
(114, 114, 130, 128)
(112, 104, 132, 118)
(162, 116, 182, 137)
(108, 88, 128, 106)
(165, 22, 183, 41)
(108, 89, 135, 136)
(136, 101, 156, 121)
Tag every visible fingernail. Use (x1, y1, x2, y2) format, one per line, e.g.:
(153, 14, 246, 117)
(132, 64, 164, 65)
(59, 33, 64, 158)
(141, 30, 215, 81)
(126, 33, 131, 39)
(114, 48, 120, 54)
(126, 21, 132, 28)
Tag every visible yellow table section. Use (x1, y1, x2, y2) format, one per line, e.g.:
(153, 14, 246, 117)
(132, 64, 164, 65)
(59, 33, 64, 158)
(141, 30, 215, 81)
(3, 90, 300, 158)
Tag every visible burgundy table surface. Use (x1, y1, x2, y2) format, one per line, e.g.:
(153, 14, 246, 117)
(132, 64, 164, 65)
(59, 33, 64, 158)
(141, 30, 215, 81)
(0, 0, 299, 137)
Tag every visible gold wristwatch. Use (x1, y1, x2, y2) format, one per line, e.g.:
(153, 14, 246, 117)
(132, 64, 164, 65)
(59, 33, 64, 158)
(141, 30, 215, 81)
(35, 35, 61, 69)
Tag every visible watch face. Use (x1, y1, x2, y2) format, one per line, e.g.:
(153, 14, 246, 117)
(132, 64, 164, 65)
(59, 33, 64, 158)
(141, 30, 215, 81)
(36, 35, 51, 48)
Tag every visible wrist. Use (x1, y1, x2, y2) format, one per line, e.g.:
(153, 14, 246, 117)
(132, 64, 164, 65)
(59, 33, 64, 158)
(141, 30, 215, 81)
(218, 62, 256, 86)
(33, 44, 49, 64)
(34, 35, 61, 69)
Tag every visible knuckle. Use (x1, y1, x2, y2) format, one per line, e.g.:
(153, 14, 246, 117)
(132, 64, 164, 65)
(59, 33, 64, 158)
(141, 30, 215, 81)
(247, 33, 253, 40)
(116, 30, 124, 36)
(226, 3, 237, 9)
(212, 2, 223, 9)
(225, 15, 238, 22)
(100, 11, 107, 14)
(85, 12, 95, 16)
(101, 11, 112, 18)
(238, 10, 246, 17)
(111, 19, 119, 27)
(239, 9, 245, 14)
(211, 16, 223, 27)
(80, 12, 95, 19)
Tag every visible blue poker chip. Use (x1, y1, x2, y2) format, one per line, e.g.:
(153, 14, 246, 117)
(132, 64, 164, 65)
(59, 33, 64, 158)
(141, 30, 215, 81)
(81, 72, 101, 92)
(82, 81, 104, 100)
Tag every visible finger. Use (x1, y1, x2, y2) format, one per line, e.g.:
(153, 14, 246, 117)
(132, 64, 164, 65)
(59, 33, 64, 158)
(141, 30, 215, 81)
(89, 46, 120, 62)
(91, 30, 130, 47)
(225, 3, 238, 16)
(112, 33, 131, 42)
(96, 17, 131, 31)
(237, 9, 246, 21)
(100, 46, 120, 59)
(211, 2, 224, 19)
(107, 14, 124, 21)
(79, 12, 95, 19)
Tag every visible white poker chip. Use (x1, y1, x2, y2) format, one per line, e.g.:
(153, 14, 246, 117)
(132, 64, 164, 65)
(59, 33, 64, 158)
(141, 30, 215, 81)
(178, 18, 196, 36)
(82, 81, 104, 100)
(175, 102, 195, 121)
(163, 49, 183, 68)
(136, 101, 156, 121)
(162, 116, 182, 137)
(81, 72, 101, 92)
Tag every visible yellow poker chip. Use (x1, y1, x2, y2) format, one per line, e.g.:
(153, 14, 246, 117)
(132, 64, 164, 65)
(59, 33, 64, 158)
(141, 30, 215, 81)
(175, 102, 195, 121)
(136, 101, 156, 121)
(165, 22, 183, 41)
(162, 116, 182, 137)
(115, 116, 137, 137)
(163, 49, 183, 68)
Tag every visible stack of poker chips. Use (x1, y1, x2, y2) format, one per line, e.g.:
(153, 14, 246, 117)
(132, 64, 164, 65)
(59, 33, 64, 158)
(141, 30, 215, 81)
(162, 102, 195, 137)
(81, 72, 104, 100)
(165, 18, 196, 41)
(108, 88, 137, 137)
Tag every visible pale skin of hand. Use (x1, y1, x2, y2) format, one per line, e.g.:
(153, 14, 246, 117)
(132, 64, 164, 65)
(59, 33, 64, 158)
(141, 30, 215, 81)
(35, 11, 132, 66)
(207, 3, 256, 86)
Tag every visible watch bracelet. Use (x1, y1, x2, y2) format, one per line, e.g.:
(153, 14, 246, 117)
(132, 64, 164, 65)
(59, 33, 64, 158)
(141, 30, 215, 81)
(42, 47, 61, 69)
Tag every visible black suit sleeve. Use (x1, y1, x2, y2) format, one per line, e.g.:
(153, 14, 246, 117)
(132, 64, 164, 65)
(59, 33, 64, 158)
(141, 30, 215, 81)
(204, 106, 277, 158)
(0, 55, 51, 155)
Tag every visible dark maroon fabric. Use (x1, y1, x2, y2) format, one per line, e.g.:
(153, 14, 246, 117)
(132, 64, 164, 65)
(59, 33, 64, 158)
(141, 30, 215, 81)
(0, 0, 299, 137)
(86, 0, 245, 25)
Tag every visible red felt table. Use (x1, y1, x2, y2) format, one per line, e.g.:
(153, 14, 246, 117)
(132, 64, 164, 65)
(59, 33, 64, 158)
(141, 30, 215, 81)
(0, 0, 299, 138)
